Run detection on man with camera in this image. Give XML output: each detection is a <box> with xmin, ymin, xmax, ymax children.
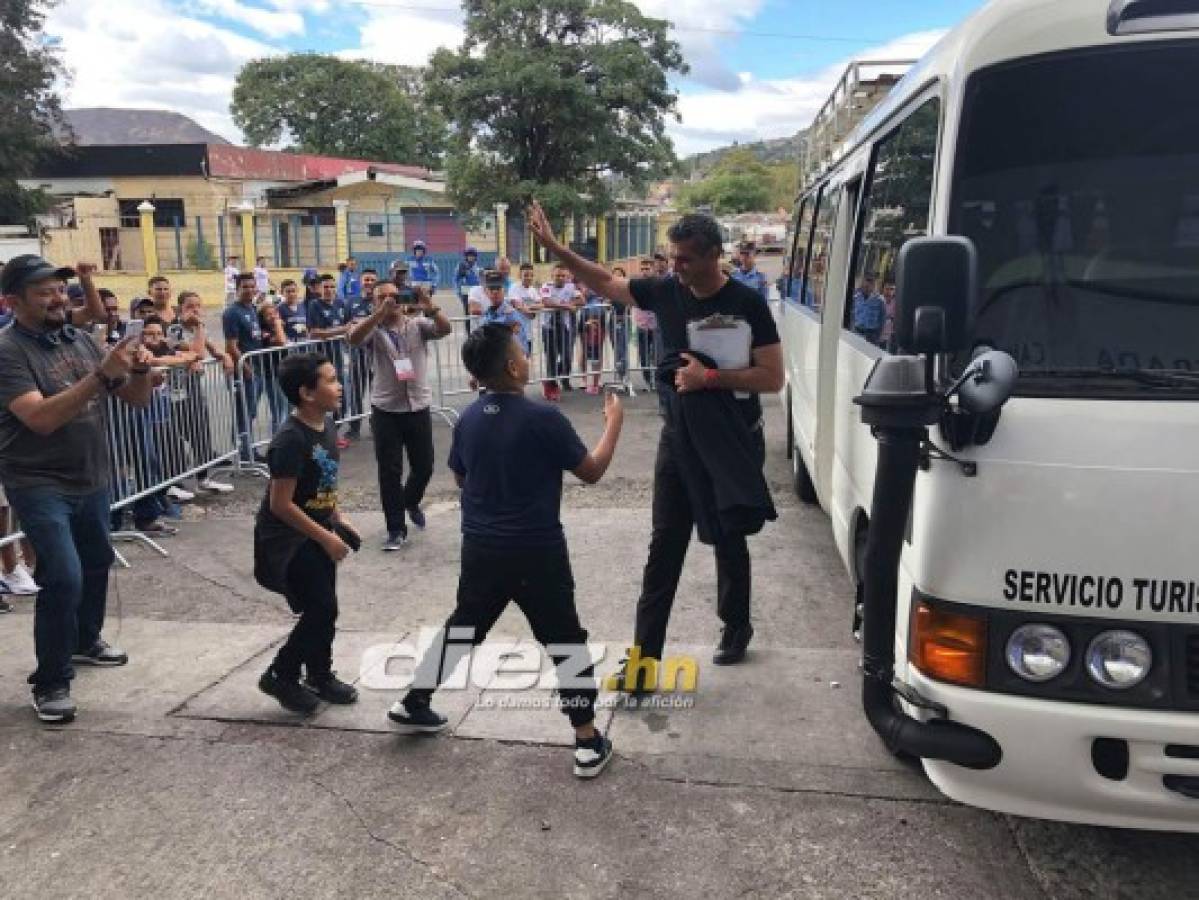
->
<box><xmin>0</xmin><ymin>255</ymin><xmax>157</xmax><ymax>723</ymax></box>
<box><xmin>347</xmin><ymin>281</ymin><xmax>452</xmax><ymax>550</ymax></box>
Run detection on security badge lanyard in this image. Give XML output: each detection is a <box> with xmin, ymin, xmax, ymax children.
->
<box><xmin>385</xmin><ymin>326</ymin><xmax>415</xmax><ymax>382</ymax></box>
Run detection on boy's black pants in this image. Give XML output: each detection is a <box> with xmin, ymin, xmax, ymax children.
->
<box><xmin>405</xmin><ymin>539</ymin><xmax>598</xmax><ymax>727</ymax></box>
<box><xmin>272</xmin><ymin>539</ymin><xmax>339</xmax><ymax>681</ymax></box>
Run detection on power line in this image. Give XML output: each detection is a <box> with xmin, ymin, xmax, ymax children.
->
<box><xmin>342</xmin><ymin>0</ymin><xmax>912</xmax><ymax>43</ymax></box>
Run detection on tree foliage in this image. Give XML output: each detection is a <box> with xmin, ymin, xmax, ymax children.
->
<box><xmin>427</xmin><ymin>0</ymin><xmax>687</xmax><ymax>219</ymax></box>
<box><xmin>676</xmin><ymin>148</ymin><xmax>775</xmax><ymax>214</ymax></box>
<box><xmin>0</xmin><ymin>0</ymin><xmax>66</xmax><ymax>225</ymax></box>
<box><xmin>231</xmin><ymin>54</ymin><xmax>447</xmax><ymax>167</ymax></box>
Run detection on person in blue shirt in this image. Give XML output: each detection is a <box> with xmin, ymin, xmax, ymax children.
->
<box><xmin>730</xmin><ymin>241</ymin><xmax>769</xmax><ymax>301</ymax></box>
<box><xmin>308</xmin><ymin>274</ymin><xmax>354</xmax><ymax>444</ymax></box>
<box><xmin>336</xmin><ymin>258</ymin><xmax>361</xmax><ymax>301</ymax></box>
<box><xmin>408</xmin><ymin>241</ymin><xmax>440</xmax><ymax>295</ymax></box>
<box><xmin>473</xmin><ymin>270</ymin><xmax>523</xmax><ymax>336</ymax></box>
<box><xmin>276</xmin><ymin>279</ymin><xmax>311</xmax><ymax>343</ymax></box>
<box><xmin>222</xmin><ymin>271</ymin><xmax>267</xmax><ymax>462</ymax></box>
<box><xmin>453</xmin><ymin>247</ymin><xmax>481</xmax><ymax>316</ymax></box>
<box><xmin>342</xmin><ymin>269</ymin><xmax>378</xmax><ymax>442</ymax></box>
<box><xmin>387</xmin><ymin>323</ymin><xmax>623</xmax><ymax>779</ymax></box>
<box><xmin>851</xmin><ymin>274</ymin><xmax>887</xmax><ymax>345</ymax></box>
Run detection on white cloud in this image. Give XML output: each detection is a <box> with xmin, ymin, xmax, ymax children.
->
<box><xmin>634</xmin><ymin>0</ymin><xmax>766</xmax><ymax>91</ymax></box>
<box><xmin>192</xmin><ymin>0</ymin><xmax>306</xmax><ymax>37</ymax></box>
<box><xmin>341</xmin><ymin>7</ymin><xmax>465</xmax><ymax>67</ymax></box>
<box><xmin>669</xmin><ymin>29</ymin><xmax>948</xmax><ymax>156</ymax></box>
<box><xmin>46</xmin><ymin>0</ymin><xmax>281</xmax><ymax>143</ymax></box>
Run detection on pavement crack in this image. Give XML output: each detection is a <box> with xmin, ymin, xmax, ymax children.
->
<box><xmin>1000</xmin><ymin>812</ymin><xmax>1056</xmax><ymax>897</ymax></box>
<box><xmin>306</xmin><ymin>775</ymin><xmax>474</xmax><ymax>899</ymax></box>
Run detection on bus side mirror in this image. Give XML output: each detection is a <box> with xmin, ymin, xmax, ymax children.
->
<box><xmin>894</xmin><ymin>236</ymin><xmax>977</xmax><ymax>354</ymax></box>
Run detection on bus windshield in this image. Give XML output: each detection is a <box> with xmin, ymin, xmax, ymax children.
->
<box><xmin>949</xmin><ymin>42</ymin><xmax>1199</xmax><ymax>392</ymax></box>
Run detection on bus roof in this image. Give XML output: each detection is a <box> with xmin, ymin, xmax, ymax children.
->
<box><xmin>819</xmin><ymin>0</ymin><xmax>1199</xmax><ymax>182</ymax></box>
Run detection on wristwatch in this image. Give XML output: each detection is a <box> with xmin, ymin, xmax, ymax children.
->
<box><xmin>93</xmin><ymin>370</ymin><xmax>122</xmax><ymax>393</ymax></box>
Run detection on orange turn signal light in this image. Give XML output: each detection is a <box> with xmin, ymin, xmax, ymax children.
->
<box><xmin>908</xmin><ymin>599</ymin><xmax>987</xmax><ymax>688</ymax></box>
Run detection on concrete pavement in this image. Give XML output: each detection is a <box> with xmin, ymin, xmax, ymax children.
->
<box><xmin>0</xmin><ymin>388</ymin><xmax>1197</xmax><ymax>899</ymax></box>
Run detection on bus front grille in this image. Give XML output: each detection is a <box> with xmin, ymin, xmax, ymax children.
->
<box><xmin>1187</xmin><ymin>635</ymin><xmax>1199</xmax><ymax>698</ymax></box>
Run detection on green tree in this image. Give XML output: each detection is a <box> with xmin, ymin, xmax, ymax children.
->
<box><xmin>0</xmin><ymin>0</ymin><xmax>66</xmax><ymax>225</ymax></box>
<box><xmin>677</xmin><ymin>149</ymin><xmax>774</xmax><ymax>214</ymax></box>
<box><xmin>231</xmin><ymin>54</ymin><xmax>447</xmax><ymax>167</ymax></box>
<box><xmin>427</xmin><ymin>0</ymin><xmax>686</xmax><ymax>219</ymax></box>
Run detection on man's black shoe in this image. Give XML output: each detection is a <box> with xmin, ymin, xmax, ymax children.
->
<box><xmin>606</xmin><ymin>656</ymin><xmax>656</xmax><ymax>699</ymax></box>
<box><xmin>712</xmin><ymin>624</ymin><xmax>754</xmax><ymax>665</ymax></box>
<box><xmin>305</xmin><ymin>672</ymin><xmax>359</xmax><ymax>705</ymax></box>
<box><xmin>259</xmin><ymin>669</ymin><xmax>319</xmax><ymax>714</ymax></box>
<box><xmin>388</xmin><ymin>697</ymin><xmax>448</xmax><ymax>733</ymax></box>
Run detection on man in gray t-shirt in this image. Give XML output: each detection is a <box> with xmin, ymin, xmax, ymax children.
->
<box><xmin>0</xmin><ymin>255</ymin><xmax>156</xmax><ymax>724</ymax></box>
<box><xmin>347</xmin><ymin>282</ymin><xmax>452</xmax><ymax>548</ymax></box>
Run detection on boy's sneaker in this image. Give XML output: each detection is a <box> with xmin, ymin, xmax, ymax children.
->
<box><xmin>72</xmin><ymin>639</ymin><xmax>128</xmax><ymax>667</ymax></box>
<box><xmin>304</xmin><ymin>672</ymin><xmax>359</xmax><ymax>705</ymax></box>
<box><xmin>387</xmin><ymin>697</ymin><xmax>448</xmax><ymax>734</ymax></box>
<box><xmin>573</xmin><ymin>731</ymin><xmax>613</xmax><ymax>779</ymax></box>
<box><xmin>198</xmin><ymin>477</ymin><xmax>234</xmax><ymax>494</ymax></box>
<box><xmin>382</xmin><ymin>531</ymin><xmax>407</xmax><ymax>552</ymax></box>
<box><xmin>136</xmin><ymin>521</ymin><xmax>178</xmax><ymax>536</ymax></box>
<box><xmin>406</xmin><ymin>506</ymin><xmax>426</xmax><ymax>530</ymax></box>
<box><xmin>167</xmin><ymin>485</ymin><xmax>195</xmax><ymax>502</ymax></box>
<box><xmin>2</xmin><ymin>563</ymin><xmax>40</xmax><ymax>595</ymax></box>
<box><xmin>32</xmin><ymin>686</ymin><xmax>76</xmax><ymax>724</ymax></box>
<box><xmin>258</xmin><ymin>668</ymin><xmax>319</xmax><ymax>714</ymax></box>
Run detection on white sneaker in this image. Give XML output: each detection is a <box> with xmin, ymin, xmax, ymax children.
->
<box><xmin>167</xmin><ymin>485</ymin><xmax>195</xmax><ymax>502</ymax></box>
<box><xmin>2</xmin><ymin>564</ymin><xmax>40</xmax><ymax>596</ymax></box>
<box><xmin>198</xmin><ymin>478</ymin><xmax>234</xmax><ymax>494</ymax></box>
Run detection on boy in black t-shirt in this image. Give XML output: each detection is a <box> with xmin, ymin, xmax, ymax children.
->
<box><xmin>254</xmin><ymin>353</ymin><xmax>361</xmax><ymax>714</ymax></box>
<box><xmin>388</xmin><ymin>324</ymin><xmax>623</xmax><ymax>779</ymax></box>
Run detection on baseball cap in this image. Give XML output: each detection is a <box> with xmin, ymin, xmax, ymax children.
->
<box><xmin>483</xmin><ymin>269</ymin><xmax>505</xmax><ymax>289</ymax></box>
<box><xmin>133</xmin><ymin>297</ymin><xmax>155</xmax><ymax>312</ymax></box>
<box><xmin>412</xmin><ymin>240</ymin><xmax>426</xmax><ymax>250</ymax></box>
<box><xmin>465</xmin><ymin>246</ymin><xmax>478</xmax><ymax>256</ymax></box>
<box><xmin>1</xmin><ymin>255</ymin><xmax>76</xmax><ymax>295</ymax></box>
<box><xmin>390</xmin><ymin>258</ymin><xmax>409</xmax><ymax>274</ymax></box>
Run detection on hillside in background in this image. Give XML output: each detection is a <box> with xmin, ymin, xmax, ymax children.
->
<box><xmin>56</xmin><ymin>109</ymin><xmax>232</xmax><ymax>146</ymax></box>
<box><xmin>682</xmin><ymin>130</ymin><xmax>807</xmax><ymax>177</ymax></box>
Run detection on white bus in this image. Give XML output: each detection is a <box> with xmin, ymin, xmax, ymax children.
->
<box><xmin>780</xmin><ymin>0</ymin><xmax>1199</xmax><ymax>831</ymax></box>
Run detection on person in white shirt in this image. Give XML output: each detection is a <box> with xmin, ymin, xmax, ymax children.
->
<box><xmin>539</xmin><ymin>265</ymin><xmax>583</xmax><ymax>400</ymax></box>
<box><xmin>223</xmin><ymin>255</ymin><xmax>241</xmax><ymax>306</ymax></box>
<box><xmin>254</xmin><ymin>256</ymin><xmax>271</xmax><ymax>299</ymax></box>
<box><xmin>506</xmin><ymin>262</ymin><xmax>540</xmax><ymax>358</ymax></box>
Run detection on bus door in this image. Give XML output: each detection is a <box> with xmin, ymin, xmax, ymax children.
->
<box><xmin>812</xmin><ymin>176</ymin><xmax>864</xmax><ymax>503</ymax></box>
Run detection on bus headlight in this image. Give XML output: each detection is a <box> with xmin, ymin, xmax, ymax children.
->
<box><xmin>1085</xmin><ymin>630</ymin><xmax>1152</xmax><ymax>690</ymax></box>
<box><xmin>1005</xmin><ymin>624</ymin><xmax>1070</xmax><ymax>683</ymax></box>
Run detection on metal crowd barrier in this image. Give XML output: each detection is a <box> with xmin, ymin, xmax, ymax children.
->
<box><xmin>436</xmin><ymin>305</ymin><xmax>663</xmax><ymax>399</ymax></box>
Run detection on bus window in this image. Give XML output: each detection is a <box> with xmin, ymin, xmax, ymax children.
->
<box><xmin>848</xmin><ymin>98</ymin><xmax>941</xmax><ymax>350</ymax></box>
<box><xmin>808</xmin><ymin>186</ymin><xmax>841</xmax><ymax>316</ymax></box>
<box><xmin>950</xmin><ymin>44</ymin><xmax>1199</xmax><ymax>391</ymax></box>
<box><xmin>784</xmin><ymin>195</ymin><xmax>815</xmax><ymax>305</ymax></box>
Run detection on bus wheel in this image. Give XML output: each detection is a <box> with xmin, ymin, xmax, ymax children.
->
<box><xmin>792</xmin><ymin>445</ymin><xmax>818</xmax><ymax>504</ymax></box>
<box><xmin>785</xmin><ymin>387</ymin><xmax>795</xmax><ymax>460</ymax></box>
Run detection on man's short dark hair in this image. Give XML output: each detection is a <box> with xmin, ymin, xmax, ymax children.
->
<box><xmin>236</xmin><ymin>271</ymin><xmax>256</xmax><ymax>286</ymax></box>
<box><xmin>142</xmin><ymin>315</ymin><xmax>167</xmax><ymax>329</ymax></box>
<box><xmin>176</xmin><ymin>290</ymin><xmax>199</xmax><ymax>306</ymax></box>
<box><xmin>148</xmin><ymin>275</ymin><xmax>169</xmax><ymax>288</ymax></box>
<box><xmin>519</xmin><ymin>262</ymin><xmax>534</xmax><ymax>272</ymax></box>
<box><xmin>361</xmin><ymin>268</ymin><xmax>378</xmax><ymax>277</ymax></box>
<box><xmin>320</xmin><ymin>273</ymin><xmax>336</xmax><ymax>283</ymax></box>
<box><xmin>739</xmin><ymin>241</ymin><xmax>757</xmax><ymax>253</ymax></box>
<box><xmin>279</xmin><ymin>278</ymin><xmax>296</xmax><ymax>290</ymax></box>
<box><xmin>279</xmin><ymin>352</ymin><xmax>329</xmax><ymax>406</ymax></box>
<box><xmin>461</xmin><ymin>324</ymin><xmax>515</xmax><ymax>385</ymax></box>
<box><xmin>667</xmin><ymin>215</ymin><xmax>723</xmax><ymax>255</ymax></box>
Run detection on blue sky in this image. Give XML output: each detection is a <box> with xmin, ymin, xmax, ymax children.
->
<box><xmin>46</xmin><ymin>0</ymin><xmax>989</xmax><ymax>156</ymax></box>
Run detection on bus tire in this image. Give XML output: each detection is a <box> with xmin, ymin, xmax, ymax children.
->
<box><xmin>792</xmin><ymin>444</ymin><xmax>818</xmax><ymax>504</ymax></box>
<box><xmin>785</xmin><ymin>386</ymin><xmax>795</xmax><ymax>460</ymax></box>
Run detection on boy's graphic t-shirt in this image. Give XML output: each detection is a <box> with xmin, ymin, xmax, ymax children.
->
<box><xmin>254</xmin><ymin>414</ymin><xmax>340</xmax><ymax>594</ymax></box>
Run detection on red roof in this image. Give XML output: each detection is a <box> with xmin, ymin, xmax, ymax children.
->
<box><xmin>206</xmin><ymin>145</ymin><xmax>429</xmax><ymax>182</ymax></box>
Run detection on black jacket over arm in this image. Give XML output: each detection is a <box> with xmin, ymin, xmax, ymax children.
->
<box><xmin>655</xmin><ymin>351</ymin><xmax>777</xmax><ymax>545</ymax></box>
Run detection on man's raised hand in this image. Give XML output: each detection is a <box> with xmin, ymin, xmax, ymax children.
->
<box><xmin>527</xmin><ymin>200</ymin><xmax>557</xmax><ymax>250</ymax></box>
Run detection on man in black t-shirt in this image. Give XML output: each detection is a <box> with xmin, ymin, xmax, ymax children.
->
<box><xmin>529</xmin><ymin>204</ymin><xmax>784</xmax><ymax>671</ymax></box>
<box><xmin>254</xmin><ymin>353</ymin><xmax>361</xmax><ymax>715</ymax></box>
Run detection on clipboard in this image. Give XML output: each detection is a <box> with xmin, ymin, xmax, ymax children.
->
<box><xmin>687</xmin><ymin>315</ymin><xmax>752</xmax><ymax>399</ymax></box>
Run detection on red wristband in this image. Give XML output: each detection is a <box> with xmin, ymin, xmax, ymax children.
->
<box><xmin>703</xmin><ymin>367</ymin><xmax>719</xmax><ymax>389</ymax></box>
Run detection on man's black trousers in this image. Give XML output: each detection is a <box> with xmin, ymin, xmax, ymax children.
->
<box><xmin>406</xmin><ymin>540</ymin><xmax>598</xmax><ymax>727</ymax></box>
<box><xmin>371</xmin><ymin>406</ymin><xmax>434</xmax><ymax>535</ymax></box>
<box><xmin>633</xmin><ymin>424</ymin><xmax>766</xmax><ymax>660</ymax></box>
<box><xmin>272</xmin><ymin>539</ymin><xmax>338</xmax><ymax>681</ymax></box>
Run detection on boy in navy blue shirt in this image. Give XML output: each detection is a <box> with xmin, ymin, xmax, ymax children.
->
<box><xmin>389</xmin><ymin>324</ymin><xmax>624</xmax><ymax>778</ymax></box>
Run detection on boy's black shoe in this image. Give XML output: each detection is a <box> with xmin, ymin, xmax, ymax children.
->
<box><xmin>259</xmin><ymin>668</ymin><xmax>319</xmax><ymax>714</ymax></box>
<box><xmin>387</xmin><ymin>696</ymin><xmax>448</xmax><ymax>734</ymax></box>
<box><xmin>712</xmin><ymin>623</ymin><xmax>754</xmax><ymax>665</ymax></box>
<box><xmin>304</xmin><ymin>672</ymin><xmax>358</xmax><ymax>705</ymax></box>
<box><xmin>573</xmin><ymin>731</ymin><xmax>613</xmax><ymax>779</ymax></box>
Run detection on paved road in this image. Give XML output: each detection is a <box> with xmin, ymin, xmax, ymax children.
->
<box><xmin>3</xmin><ymin>265</ymin><xmax>1197</xmax><ymax>897</ymax></box>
